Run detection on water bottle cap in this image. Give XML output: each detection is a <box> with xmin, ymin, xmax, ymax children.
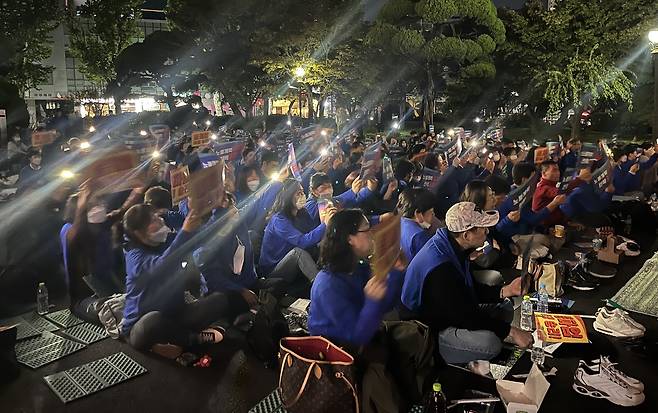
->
<box><xmin>432</xmin><ymin>383</ymin><xmax>442</xmax><ymax>392</ymax></box>
<box><xmin>523</xmin><ymin>295</ymin><xmax>530</xmax><ymax>300</ymax></box>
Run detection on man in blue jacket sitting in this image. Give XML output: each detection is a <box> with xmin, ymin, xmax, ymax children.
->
<box><xmin>401</xmin><ymin>202</ymin><xmax>533</xmax><ymax>364</ymax></box>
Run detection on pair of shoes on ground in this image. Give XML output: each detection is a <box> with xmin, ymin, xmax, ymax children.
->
<box><xmin>150</xmin><ymin>327</ymin><xmax>225</xmax><ymax>360</ymax></box>
<box><xmin>565</xmin><ymin>265</ymin><xmax>600</xmax><ymax>291</ymax></box>
<box><xmin>573</xmin><ymin>356</ymin><xmax>644</xmax><ymax>407</ymax></box>
<box><xmin>593</xmin><ymin>307</ymin><xmax>645</xmax><ymax>338</ymax></box>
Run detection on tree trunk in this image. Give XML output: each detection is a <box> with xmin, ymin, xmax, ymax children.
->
<box><xmin>287</xmin><ymin>99</ymin><xmax>296</xmax><ymax>116</ymax></box>
<box><xmin>423</xmin><ymin>65</ymin><xmax>435</xmax><ymax>131</ymax></box>
<box><xmin>229</xmin><ymin>101</ymin><xmax>244</xmax><ymax>119</ymax></box>
<box><xmin>570</xmin><ymin>107</ymin><xmax>582</xmax><ymax>139</ymax></box>
<box><xmin>114</xmin><ymin>100</ymin><xmax>122</xmax><ymax>115</ymax></box>
<box><xmin>306</xmin><ymin>84</ymin><xmax>314</xmax><ymax>120</ymax></box>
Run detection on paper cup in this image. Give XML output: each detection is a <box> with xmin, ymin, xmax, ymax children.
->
<box><xmin>554</xmin><ymin>225</ymin><xmax>565</xmax><ymax>238</ymax></box>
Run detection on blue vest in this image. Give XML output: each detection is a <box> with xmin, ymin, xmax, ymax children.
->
<box><xmin>401</xmin><ymin>227</ymin><xmax>474</xmax><ymax>311</ymax></box>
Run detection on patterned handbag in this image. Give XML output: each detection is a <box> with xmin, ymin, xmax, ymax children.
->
<box><xmin>278</xmin><ymin>336</ymin><xmax>359</xmax><ymax>413</ymax></box>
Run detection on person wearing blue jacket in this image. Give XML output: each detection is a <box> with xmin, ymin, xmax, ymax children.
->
<box><xmin>305</xmin><ymin>172</ymin><xmax>375</xmax><ymax>225</ymax></box>
<box><xmin>234</xmin><ymin>165</ymin><xmax>262</xmax><ymax>205</ymax></box>
<box><xmin>121</xmin><ymin>203</ymin><xmax>231</xmax><ymax>353</ymax></box>
<box><xmin>401</xmin><ymin>202</ymin><xmax>533</xmax><ymax>364</ymax></box>
<box><xmin>259</xmin><ymin>179</ymin><xmax>335</xmax><ymax>291</ymax></box>
<box><xmin>144</xmin><ymin>186</ymin><xmax>185</xmax><ymax>231</ymax></box>
<box><xmin>397</xmin><ymin>188</ymin><xmax>436</xmax><ymax>262</ymax></box>
<box><xmin>309</xmin><ymin>209</ymin><xmax>406</xmax><ymax>346</ymax></box>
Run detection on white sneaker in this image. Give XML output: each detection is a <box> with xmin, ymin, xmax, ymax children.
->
<box><xmin>585</xmin><ymin>356</ymin><xmax>644</xmax><ymax>392</ymax></box>
<box><xmin>609</xmin><ymin>308</ymin><xmax>646</xmax><ymax>332</ymax></box>
<box><xmin>593</xmin><ymin>309</ymin><xmax>644</xmax><ymax>338</ymax></box>
<box><xmin>573</xmin><ymin>362</ymin><xmax>644</xmax><ymax>406</ymax></box>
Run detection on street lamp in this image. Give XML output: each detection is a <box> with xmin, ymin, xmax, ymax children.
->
<box><xmin>650</xmin><ymin>30</ymin><xmax>658</xmax><ymax>141</ymax></box>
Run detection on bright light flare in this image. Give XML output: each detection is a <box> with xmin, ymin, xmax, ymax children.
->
<box><xmin>211</xmin><ymin>134</ymin><xmax>218</xmax><ymax>140</ymax></box>
<box><xmin>139</xmin><ymin>130</ymin><xmax>148</xmax><ymax>136</ymax></box>
<box><xmin>152</xmin><ymin>151</ymin><xmax>161</xmax><ymax>159</ymax></box>
<box><xmin>259</xmin><ymin>141</ymin><xmax>267</xmax><ymax>147</ymax></box>
<box><xmin>474</xmin><ymin>117</ymin><xmax>482</xmax><ymax>123</ymax></box>
<box><xmin>320</xmin><ymin>130</ymin><xmax>327</xmax><ymax>136</ymax></box>
<box><xmin>649</xmin><ymin>30</ymin><xmax>658</xmax><ymax>44</ymax></box>
<box><xmin>447</xmin><ymin>129</ymin><xmax>455</xmax><ymax>136</ymax></box>
<box><xmin>205</xmin><ymin>120</ymin><xmax>211</xmax><ymax>126</ymax></box>
<box><xmin>294</xmin><ymin>67</ymin><xmax>306</xmax><ymax>78</ymax></box>
<box><xmin>286</xmin><ymin>120</ymin><xmax>292</xmax><ymax>126</ymax></box>
<box><xmin>392</xmin><ymin>122</ymin><xmax>400</xmax><ymax>129</ymax></box>
<box><xmin>320</xmin><ymin>148</ymin><xmax>329</xmax><ymax>157</ymax></box>
<box><xmin>59</xmin><ymin>170</ymin><xmax>75</xmax><ymax>180</ymax></box>
<box><xmin>89</xmin><ymin>126</ymin><xmax>96</xmax><ymax>132</ymax></box>
<box><xmin>79</xmin><ymin>141</ymin><xmax>91</xmax><ymax>150</ymax></box>
<box><xmin>270</xmin><ymin>172</ymin><xmax>281</xmax><ymax>181</ymax></box>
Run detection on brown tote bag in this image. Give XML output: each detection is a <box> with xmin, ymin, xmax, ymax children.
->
<box><xmin>278</xmin><ymin>336</ymin><xmax>359</xmax><ymax>413</ymax></box>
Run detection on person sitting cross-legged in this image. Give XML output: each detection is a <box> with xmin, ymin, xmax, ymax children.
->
<box><xmin>401</xmin><ymin>202</ymin><xmax>533</xmax><ymax>364</ymax></box>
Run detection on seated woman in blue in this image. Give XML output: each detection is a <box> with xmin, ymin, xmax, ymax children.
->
<box><xmin>144</xmin><ymin>186</ymin><xmax>185</xmax><ymax>231</ymax></box>
<box><xmin>397</xmin><ymin>188</ymin><xmax>436</xmax><ymax>262</ymax></box>
<box><xmin>234</xmin><ymin>165</ymin><xmax>262</xmax><ymax>205</ymax></box>
<box><xmin>309</xmin><ymin>209</ymin><xmax>406</xmax><ymax>346</ymax></box>
<box><xmin>121</xmin><ymin>204</ymin><xmax>229</xmax><ymax>352</ymax></box>
<box><xmin>259</xmin><ymin>179</ymin><xmax>335</xmax><ymax>291</ymax></box>
<box><xmin>305</xmin><ymin>172</ymin><xmax>375</xmax><ymax>225</ymax></box>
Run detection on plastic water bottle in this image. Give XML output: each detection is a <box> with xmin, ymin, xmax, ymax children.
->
<box><xmin>37</xmin><ymin>282</ymin><xmax>49</xmax><ymax>315</ymax></box>
<box><xmin>624</xmin><ymin>215</ymin><xmax>632</xmax><ymax>235</ymax></box>
<box><xmin>424</xmin><ymin>383</ymin><xmax>447</xmax><ymax>413</ymax></box>
<box><xmin>520</xmin><ymin>295</ymin><xmax>534</xmax><ymax>331</ymax></box>
<box><xmin>537</xmin><ymin>283</ymin><xmax>549</xmax><ymax>313</ymax></box>
<box><xmin>531</xmin><ymin>341</ymin><xmax>545</xmax><ymax>367</ymax></box>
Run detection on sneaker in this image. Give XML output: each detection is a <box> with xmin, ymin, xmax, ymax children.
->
<box><xmin>197</xmin><ymin>328</ymin><xmax>224</xmax><ymax>344</ymax></box>
<box><xmin>573</xmin><ymin>362</ymin><xmax>644</xmax><ymax>406</ymax></box>
<box><xmin>587</xmin><ymin>261</ymin><xmax>617</xmax><ymax>279</ymax></box>
<box><xmin>565</xmin><ymin>267</ymin><xmax>599</xmax><ymax>291</ymax></box>
<box><xmin>584</xmin><ymin>356</ymin><xmax>644</xmax><ymax>392</ymax></box>
<box><xmin>596</xmin><ymin>307</ymin><xmax>646</xmax><ymax>332</ymax></box>
<box><xmin>593</xmin><ymin>310</ymin><xmax>644</xmax><ymax>338</ymax></box>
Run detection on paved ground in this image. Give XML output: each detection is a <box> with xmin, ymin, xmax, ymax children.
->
<box><xmin>1</xmin><ymin>232</ymin><xmax>657</xmax><ymax>413</ymax></box>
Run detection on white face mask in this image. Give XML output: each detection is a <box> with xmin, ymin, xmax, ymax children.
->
<box><xmin>149</xmin><ymin>225</ymin><xmax>171</xmax><ymax>244</ymax></box>
<box><xmin>318</xmin><ymin>190</ymin><xmax>333</xmax><ymax>199</ymax></box>
<box><xmin>13</xmin><ymin>136</ymin><xmax>21</xmax><ymax>142</ymax></box>
<box><xmin>87</xmin><ymin>205</ymin><xmax>107</xmax><ymax>224</ymax></box>
<box><xmin>247</xmin><ymin>179</ymin><xmax>260</xmax><ymax>191</ymax></box>
<box><xmin>295</xmin><ymin>195</ymin><xmax>307</xmax><ymax>209</ymax></box>
<box><xmin>419</xmin><ymin>221</ymin><xmax>431</xmax><ymax>230</ymax></box>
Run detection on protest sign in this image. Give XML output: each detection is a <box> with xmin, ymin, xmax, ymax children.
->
<box><xmin>188</xmin><ymin>161</ymin><xmax>224</xmax><ymax>216</ymax></box>
<box><xmin>170</xmin><ymin>165</ymin><xmax>190</xmax><ymax>204</ymax></box>
<box><xmin>382</xmin><ymin>156</ymin><xmax>394</xmax><ymax>188</ymax></box>
<box><xmin>191</xmin><ymin>131</ymin><xmax>211</xmax><ymax>147</ymax></box>
<box><xmin>534</xmin><ymin>313</ymin><xmax>589</xmax><ymax>344</ymax></box>
<box><xmin>421</xmin><ymin>167</ymin><xmax>441</xmax><ymax>190</ymax></box>
<box><xmin>123</xmin><ymin>134</ymin><xmax>156</xmax><ymax>162</ymax></box>
<box><xmin>370</xmin><ymin>215</ymin><xmax>401</xmax><ymax>280</ymax></box>
<box><xmin>443</xmin><ymin>136</ymin><xmax>463</xmax><ymax>165</ymax></box>
<box><xmin>198</xmin><ymin>153</ymin><xmax>221</xmax><ymax>169</ymax></box>
<box><xmin>31</xmin><ymin>130</ymin><xmax>56</xmax><ymax>147</ymax></box>
<box><xmin>453</xmin><ymin>127</ymin><xmax>465</xmax><ymax>141</ymax></box>
<box><xmin>359</xmin><ymin>142</ymin><xmax>382</xmax><ymax>180</ymax></box>
<box><xmin>211</xmin><ymin>141</ymin><xmax>245</xmax><ymax>162</ymax></box>
<box><xmin>534</xmin><ymin>147</ymin><xmax>549</xmax><ymax>164</ymax></box>
<box><xmin>547</xmin><ymin>142</ymin><xmax>561</xmax><ymax>159</ymax></box>
<box><xmin>509</xmin><ymin>172</ymin><xmax>539</xmax><ymax>209</ymax></box>
<box><xmin>84</xmin><ymin>150</ymin><xmax>145</xmax><ymax>194</ymax></box>
<box><xmin>149</xmin><ymin>124</ymin><xmax>170</xmax><ymax>149</ymax></box>
<box><xmin>288</xmin><ymin>143</ymin><xmax>302</xmax><ymax>181</ymax></box>
<box><xmin>592</xmin><ymin>160</ymin><xmax>611</xmax><ymax>192</ymax></box>
<box><xmin>576</xmin><ymin>142</ymin><xmax>600</xmax><ymax>170</ymax></box>
<box><xmin>487</xmin><ymin>128</ymin><xmax>504</xmax><ymax>141</ymax></box>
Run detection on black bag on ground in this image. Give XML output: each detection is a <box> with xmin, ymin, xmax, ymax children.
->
<box><xmin>0</xmin><ymin>325</ymin><xmax>20</xmax><ymax>384</ymax></box>
<box><xmin>246</xmin><ymin>291</ymin><xmax>290</xmax><ymax>365</ymax></box>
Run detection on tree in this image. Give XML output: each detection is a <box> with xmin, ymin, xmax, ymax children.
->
<box><xmin>0</xmin><ymin>0</ymin><xmax>60</xmax><ymax>94</ymax></box>
<box><xmin>114</xmin><ymin>30</ymin><xmax>204</xmax><ymax>111</ymax></box>
<box><xmin>366</xmin><ymin>0</ymin><xmax>506</xmax><ymax>128</ymax></box>
<box><xmin>0</xmin><ymin>78</ymin><xmax>30</xmax><ymax>132</ymax></box>
<box><xmin>499</xmin><ymin>0</ymin><xmax>658</xmax><ymax>138</ymax></box>
<box><xmin>67</xmin><ymin>0</ymin><xmax>143</xmax><ymax>113</ymax></box>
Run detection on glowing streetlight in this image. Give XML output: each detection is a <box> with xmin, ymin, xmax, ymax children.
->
<box><xmin>60</xmin><ymin>170</ymin><xmax>75</xmax><ymax>180</ymax></box>
<box><xmin>474</xmin><ymin>117</ymin><xmax>482</xmax><ymax>123</ymax></box>
<box><xmin>648</xmin><ymin>30</ymin><xmax>658</xmax><ymax>44</ymax></box>
<box><xmin>286</xmin><ymin>120</ymin><xmax>292</xmax><ymax>126</ymax></box>
<box><xmin>139</xmin><ymin>130</ymin><xmax>148</xmax><ymax>136</ymax></box>
<box><xmin>89</xmin><ymin>126</ymin><xmax>96</xmax><ymax>132</ymax></box>
<box><xmin>294</xmin><ymin>66</ymin><xmax>306</xmax><ymax>78</ymax></box>
<box><xmin>79</xmin><ymin>141</ymin><xmax>91</xmax><ymax>150</ymax></box>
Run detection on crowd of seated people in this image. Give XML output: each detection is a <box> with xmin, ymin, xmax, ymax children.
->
<box><xmin>6</xmin><ymin>124</ymin><xmax>658</xmax><ymax>411</ymax></box>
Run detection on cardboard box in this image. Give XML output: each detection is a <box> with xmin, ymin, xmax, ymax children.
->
<box><xmin>496</xmin><ymin>364</ymin><xmax>550</xmax><ymax>413</ymax></box>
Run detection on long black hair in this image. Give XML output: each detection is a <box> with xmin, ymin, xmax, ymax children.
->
<box><xmin>460</xmin><ymin>180</ymin><xmax>490</xmax><ymax>210</ymax></box>
<box><xmin>269</xmin><ymin>178</ymin><xmax>303</xmax><ymax>220</ymax></box>
<box><xmin>122</xmin><ymin>203</ymin><xmax>155</xmax><ymax>248</ymax></box>
<box><xmin>397</xmin><ymin>188</ymin><xmax>436</xmax><ymax>219</ymax></box>
<box><xmin>236</xmin><ymin>165</ymin><xmax>259</xmax><ymax>195</ymax></box>
<box><xmin>319</xmin><ymin>209</ymin><xmax>368</xmax><ymax>273</ymax></box>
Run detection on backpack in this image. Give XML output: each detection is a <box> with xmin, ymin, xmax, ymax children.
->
<box><xmin>97</xmin><ymin>294</ymin><xmax>126</xmax><ymax>339</ymax></box>
<box><xmin>246</xmin><ymin>292</ymin><xmax>290</xmax><ymax>366</ymax></box>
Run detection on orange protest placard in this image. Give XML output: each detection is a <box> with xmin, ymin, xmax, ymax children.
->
<box><xmin>170</xmin><ymin>165</ymin><xmax>190</xmax><ymax>204</ymax></box>
<box><xmin>534</xmin><ymin>313</ymin><xmax>589</xmax><ymax>344</ymax></box>
<box><xmin>534</xmin><ymin>147</ymin><xmax>549</xmax><ymax>164</ymax></box>
<box><xmin>191</xmin><ymin>131</ymin><xmax>211</xmax><ymax>147</ymax></box>
<box><xmin>31</xmin><ymin>130</ymin><xmax>56</xmax><ymax>147</ymax></box>
<box><xmin>84</xmin><ymin>150</ymin><xmax>146</xmax><ymax>194</ymax></box>
<box><xmin>370</xmin><ymin>215</ymin><xmax>401</xmax><ymax>279</ymax></box>
<box><xmin>188</xmin><ymin>161</ymin><xmax>224</xmax><ymax>216</ymax></box>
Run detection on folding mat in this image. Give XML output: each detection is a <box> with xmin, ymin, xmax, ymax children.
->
<box><xmin>248</xmin><ymin>388</ymin><xmax>424</xmax><ymax>413</ymax></box>
<box><xmin>15</xmin><ymin>331</ymin><xmax>86</xmax><ymax>369</ymax></box>
<box><xmin>60</xmin><ymin>323</ymin><xmax>109</xmax><ymax>345</ymax></box>
<box><xmin>44</xmin><ymin>309</ymin><xmax>84</xmax><ymax>328</ymax></box>
<box><xmin>612</xmin><ymin>250</ymin><xmax>658</xmax><ymax>317</ymax></box>
<box><xmin>0</xmin><ymin>312</ymin><xmax>59</xmax><ymax>341</ymax></box>
<box><xmin>43</xmin><ymin>352</ymin><xmax>147</xmax><ymax>403</ymax></box>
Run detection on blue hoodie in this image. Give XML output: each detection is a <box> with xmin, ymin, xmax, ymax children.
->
<box><xmin>240</xmin><ymin>180</ymin><xmax>284</xmax><ymax>231</ymax></box>
<box><xmin>495</xmin><ymin>195</ymin><xmax>551</xmax><ymax>246</ymax></box>
<box><xmin>122</xmin><ymin>230</ymin><xmax>195</xmax><ymax>334</ymax></box>
<box><xmin>560</xmin><ymin>182</ymin><xmax>612</xmax><ymax>217</ymax></box>
<box><xmin>193</xmin><ymin>208</ymin><xmax>257</xmax><ymax>293</ymax></box>
<box><xmin>308</xmin><ymin>262</ymin><xmax>405</xmax><ymax>345</ymax></box>
<box><xmin>400</xmin><ymin>217</ymin><xmax>432</xmax><ymax>262</ymax></box>
<box><xmin>259</xmin><ymin>210</ymin><xmax>326</xmax><ymax>276</ymax></box>
<box><xmin>401</xmin><ymin>228</ymin><xmax>475</xmax><ymax>312</ymax></box>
